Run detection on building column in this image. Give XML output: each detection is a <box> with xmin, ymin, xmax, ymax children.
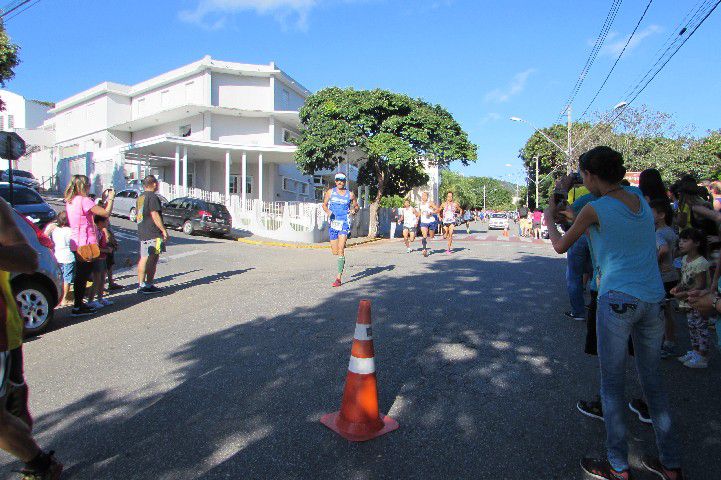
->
<box><xmin>182</xmin><ymin>146</ymin><xmax>188</xmax><ymax>191</ymax></box>
<box><xmin>258</xmin><ymin>153</ymin><xmax>263</xmax><ymax>203</ymax></box>
<box><xmin>241</xmin><ymin>151</ymin><xmax>247</xmax><ymax>205</ymax></box>
<box><xmin>174</xmin><ymin>145</ymin><xmax>180</xmax><ymax>189</ymax></box>
<box><xmin>225</xmin><ymin>151</ymin><xmax>231</xmax><ymax>200</ymax></box>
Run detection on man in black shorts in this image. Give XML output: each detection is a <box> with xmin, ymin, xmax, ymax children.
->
<box><xmin>136</xmin><ymin>175</ymin><xmax>168</xmax><ymax>295</ymax></box>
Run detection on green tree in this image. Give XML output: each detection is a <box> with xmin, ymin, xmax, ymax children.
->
<box><xmin>295</xmin><ymin>87</ymin><xmax>476</xmax><ymax>237</ymax></box>
<box><xmin>0</xmin><ymin>24</ymin><xmax>19</xmax><ymax>110</ymax></box>
<box><xmin>439</xmin><ymin>170</ymin><xmax>516</xmax><ymax>211</ymax></box>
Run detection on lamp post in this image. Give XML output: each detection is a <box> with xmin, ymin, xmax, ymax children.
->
<box><xmin>510</xmin><ymin>100</ymin><xmax>627</xmax><ymax>174</ymax></box>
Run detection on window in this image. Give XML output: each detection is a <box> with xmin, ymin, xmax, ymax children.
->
<box><xmin>7</xmin><ymin>115</ymin><xmax>14</xmax><ymax>130</ymax></box>
<box><xmin>179</xmin><ymin>125</ymin><xmax>191</xmax><ymax>137</ymax></box>
<box><xmin>0</xmin><ymin>116</ymin><xmax>4</xmax><ymax>131</ymax></box>
<box><xmin>167</xmin><ymin>199</ymin><xmax>182</xmax><ymax>208</ymax></box>
<box><xmin>129</xmin><ymin>191</ymin><xmax>139</xmax><ymax>199</ymax></box>
<box><xmin>185</xmin><ymin>82</ymin><xmax>195</xmax><ymax>103</ymax></box>
<box><xmin>282</xmin><ymin>129</ymin><xmax>299</xmax><ymax>144</ymax></box>
<box><xmin>85</xmin><ymin>104</ymin><xmax>95</xmax><ymax>121</ymax></box>
<box><xmin>161</xmin><ymin>90</ymin><xmax>170</xmax><ymax>107</ymax></box>
<box><xmin>137</xmin><ymin>98</ymin><xmax>146</xmax><ymax>116</ymax></box>
<box><xmin>282</xmin><ymin>177</ymin><xmax>310</xmax><ymax>196</ymax></box>
<box><xmin>281</xmin><ymin>88</ymin><xmax>290</xmax><ymax>109</ymax></box>
<box><xmin>230</xmin><ymin>175</ymin><xmax>253</xmax><ymax>195</ymax></box>
<box><xmin>187</xmin><ymin>173</ymin><xmax>194</xmax><ymax>188</ymax></box>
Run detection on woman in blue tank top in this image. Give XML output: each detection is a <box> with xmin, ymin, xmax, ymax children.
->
<box><xmin>544</xmin><ymin>147</ymin><xmax>682</xmax><ymax>480</ymax></box>
<box><xmin>322</xmin><ymin>173</ymin><xmax>359</xmax><ymax>287</ymax></box>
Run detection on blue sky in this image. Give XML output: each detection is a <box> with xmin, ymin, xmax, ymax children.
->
<box><xmin>4</xmin><ymin>0</ymin><xmax>720</xmax><ymax>183</ymax></box>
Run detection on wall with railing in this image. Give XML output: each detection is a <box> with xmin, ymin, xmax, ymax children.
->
<box><xmin>157</xmin><ymin>181</ymin><xmax>371</xmax><ymax>243</ymax></box>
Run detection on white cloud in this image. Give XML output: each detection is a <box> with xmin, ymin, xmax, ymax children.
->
<box><xmin>601</xmin><ymin>25</ymin><xmax>663</xmax><ymax>56</ymax></box>
<box><xmin>484</xmin><ymin>69</ymin><xmax>536</xmax><ymax>104</ymax></box>
<box><xmin>179</xmin><ymin>0</ymin><xmax>319</xmax><ymax>30</ymax></box>
<box><xmin>479</xmin><ymin>112</ymin><xmax>500</xmax><ymax>126</ymax></box>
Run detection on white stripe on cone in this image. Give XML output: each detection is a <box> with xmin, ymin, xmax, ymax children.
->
<box><xmin>348</xmin><ymin>356</ymin><xmax>375</xmax><ymax>375</ymax></box>
<box><xmin>354</xmin><ymin>324</ymin><xmax>373</xmax><ymax>341</ymax></box>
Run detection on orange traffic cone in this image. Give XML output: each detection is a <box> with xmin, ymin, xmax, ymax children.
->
<box><xmin>320</xmin><ymin>300</ymin><xmax>399</xmax><ymax>441</ymax></box>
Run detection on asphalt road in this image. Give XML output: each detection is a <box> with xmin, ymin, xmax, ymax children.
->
<box><xmin>2</xmin><ymin>218</ymin><xmax>718</xmax><ymax>479</ymax></box>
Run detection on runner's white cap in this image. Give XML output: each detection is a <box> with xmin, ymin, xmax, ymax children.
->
<box><xmin>334</xmin><ymin>173</ymin><xmax>347</xmax><ymax>180</ymax></box>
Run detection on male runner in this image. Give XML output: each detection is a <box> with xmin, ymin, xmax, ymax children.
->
<box><xmin>0</xmin><ymin>198</ymin><xmax>63</xmax><ymax>479</ymax></box>
<box><xmin>439</xmin><ymin>191</ymin><xmax>461</xmax><ymax>254</ymax></box>
<box><xmin>400</xmin><ymin>199</ymin><xmax>419</xmax><ymax>253</ymax></box>
<box><xmin>418</xmin><ymin>192</ymin><xmax>439</xmax><ymax>257</ymax></box>
<box><xmin>323</xmin><ymin>173</ymin><xmax>359</xmax><ymax>287</ymax></box>
<box><xmin>462</xmin><ymin>208</ymin><xmax>472</xmax><ymax>234</ymax></box>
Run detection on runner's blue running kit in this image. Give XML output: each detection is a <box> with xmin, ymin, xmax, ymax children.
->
<box><xmin>328</xmin><ymin>187</ymin><xmax>351</xmax><ymax>240</ymax></box>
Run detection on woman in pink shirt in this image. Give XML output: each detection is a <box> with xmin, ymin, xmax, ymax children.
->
<box><xmin>64</xmin><ymin>175</ymin><xmax>115</xmax><ymax>317</ymax></box>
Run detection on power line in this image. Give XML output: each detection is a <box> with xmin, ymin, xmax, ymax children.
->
<box><xmin>0</xmin><ymin>0</ymin><xmax>33</xmax><ymax>18</ymax></box>
<box><xmin>3</xmin><ymin>0</ymin><xmax>41</xmax><ymax>22</ymax></box>
<box><xmin>578</xmin><ymin>0</ymin><xmax>654</xmax><ymax>120</ymax></box>
<box><xmin>556</xmin><ymin>0</ymin><xmax>624</xmax><ymax>121</ymax></box>
<box><xmin>575</xmin><ymin>0</ymin><xmax>720</xmax><ymax>149</ymax></box>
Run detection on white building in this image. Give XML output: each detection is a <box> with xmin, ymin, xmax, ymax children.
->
<box><xmin>0</xmin><ymin>89</ymin><xmax>51</xmax><ymax>131</ymax></box>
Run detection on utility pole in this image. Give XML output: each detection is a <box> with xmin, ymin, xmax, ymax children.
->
<box><xmin>534</xmin><ymin>156</ymin><xmax>539</xmax><ymax>209</ymax></box>
<box><xmin>567</xmin><ymin>105</ymin><xmax>572</xmax><ymax>173</ymax></box>
<box><xmin>483</xmin><ymin>184</ymin><xmax>486</xmax><ymax>212</ymax></box>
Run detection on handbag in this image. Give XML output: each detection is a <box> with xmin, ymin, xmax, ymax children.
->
<box><xmin>77</xmin><ymin>243</ymin><xmax>100</xmax><ymax>262</ymax></box>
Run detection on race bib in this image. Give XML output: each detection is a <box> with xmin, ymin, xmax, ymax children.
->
<box><xmin>331</xmin><ymin>220</ymin><xmax>345</xmax><ymax>231</ymax></box>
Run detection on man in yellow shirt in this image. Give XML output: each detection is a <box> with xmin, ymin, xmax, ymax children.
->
<box><xmin>0</xmin><ymin>198</ymin><xmax>62</xmax><ymax>479</ymax></box>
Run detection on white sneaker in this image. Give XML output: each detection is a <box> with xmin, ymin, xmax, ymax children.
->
<box><xmin>677</xmin><ymin>351</ymin><xmax>695</xmax><ymax>363</ymax></box>
<box><xmin>87</xmin><ymin>300</ymin><xmax>104</xmax><ymax>309</ymax></box>
<box><xmin>683</xmin><ymin>353</ymin><xmax>708</xmax><ymax>369</ymax></box>
<box><xmin>99</xmin><ymin>298</ymin><xmax>114</xmax><ymax>306</ymax></box>
<box><xmin>406</xmin><ymin>247</ymin><xmax>411</xmax><ymax>253</ymax></box>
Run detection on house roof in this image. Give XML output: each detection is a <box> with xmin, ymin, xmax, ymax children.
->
<box><xmin>50</xmin><ymin>56</ymin><xmax>312</xmax><ymax>114</ymax></box>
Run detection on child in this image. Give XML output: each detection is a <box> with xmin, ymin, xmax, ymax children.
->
<box><xmin>87</xmin><ymin>216</ymin><xmax>113</xmax><ymax>309</ymax></box>
<box><xmin>649</xmin><ymin>199</ymin><xmax>680</xmax><ymax>358</ymax></box>
<box><xmin>105</xmin><ymin>222</ymin><xmax>121</xmax><ymax>290</ymax></box>
<box><xmin>45</xmin><ymin>212</ymin><xmax>74</xmax><ymax>307</ymax></box>
<box><xmin>671</xmin><ymin>228</ymin><xmax>710</xmax><ymax>368</ymax></box>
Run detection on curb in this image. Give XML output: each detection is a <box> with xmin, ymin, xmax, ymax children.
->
<box><xmin>236</xmin><ymin>237</ymin><xmax>384</xmax><ymax>249</ymax></box>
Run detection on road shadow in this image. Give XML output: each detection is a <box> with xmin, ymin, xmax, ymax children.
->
<box><xmin>344</xmin><ymin>265</ymin><xmax>396</xmax><ymax>284</ymax></box>
<box><xmin>6</xmin><ymin>255</ymin><xmax>719</xmax><ymax>479</ymax></box>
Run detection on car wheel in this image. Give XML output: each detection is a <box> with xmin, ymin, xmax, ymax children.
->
<box><xmin>182</xmin><ymin>220</ymin><xmax>194</xmax><ymax>235</ymax></box>
<box><xmin>13</xmin><ymin>281</ymin><xmax>54</xmax><ymax>335</ymax></box>
<box><xmin>129</xmin><ymin>207</ymin><xmax>137</xmax><ymax>223</ymax></box>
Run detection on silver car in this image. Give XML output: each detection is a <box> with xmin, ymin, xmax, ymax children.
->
<box><xmin>9</xmin><ymin>209</ymin><xmax>63</xmax><ymax>335</ymax></box>
<box><xmin>112</xmin><ymin>189</ymin><xmax>167</xmax><ymax>222</ymax></box>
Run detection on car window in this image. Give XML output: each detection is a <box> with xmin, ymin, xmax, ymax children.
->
<box><xmin>0</xmin><ymin>187</ymin><xmax>43</xmax><ymax>205</ymax></box>
<box><xmin>180</xmin><ymin>200</ymin><xmax>192</xmax><ymax>209</ymax></box>
<box><xmin>116</xmin><ymin>190</ymin><xmax>128</xmax><ymax>198</ymax></box>
<box><xmin>6</xmin><ymin>170</ymin><xmax>34</xmax><ymax>179</ymax></box>
<box><xmin>207</xmin><ymin>203</ymin><xmax>228</xmax><ymax>215</ymax></box>
<box><xmin>167</xmin><ymin>199</ymin><xmax>181</xmax><ymax>208</ymax></box>
<box><xmin>130</xmin><ymin>191</ymin><xmax>138</xmax><ymax>198</ymax></box>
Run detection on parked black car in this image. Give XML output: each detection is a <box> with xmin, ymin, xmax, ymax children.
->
<box><xmin>163</xmin><ymin>197</ymin><xmax>232</xmax><ymax>238</ymax></box>
<box><xmin>0</xmin><ymin>183</ymin><xmax>57</xmax><ymax>228</ymax></box>
<box><xmin>1</xmin><ymin>169</ymin><xmax>40</xmax><ymax>190</ymax></box>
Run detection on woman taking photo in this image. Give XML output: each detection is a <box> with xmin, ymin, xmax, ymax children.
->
<box><xmin>544</xmin><ymin>147</ymin><xmax>682</xmax><ymax>480</ymax></box>
<box><xmin>64</xmin><ymin>175</ymin><xmax>115</xmax><ymax>317</ymax></box>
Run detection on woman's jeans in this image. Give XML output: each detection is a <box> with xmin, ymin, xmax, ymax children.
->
<box><xmin>567</xmin><ymin>235</ymin><xmax>590</xmax><ymax>317</ymax></box>
<box><xmin>597</xmin><ymin>291</ymin><xmax>680</xmax><ymax>471</ymax></box>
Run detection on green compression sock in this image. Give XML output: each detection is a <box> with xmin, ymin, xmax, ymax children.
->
<box><xmin>337</xmin><ymin>256</ymin><xmax>346</xmax><ymax>275</ymax></box>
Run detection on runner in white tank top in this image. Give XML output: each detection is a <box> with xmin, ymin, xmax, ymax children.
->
<box><xmin>439</xmin><ymin>191</ymin><xmax>461</xmax><ymax>254</ymax></box>
<box><xmin>418</xmin><ymin>192</ymin><xmax>439</xmax><ymax>257</ymax></box>
<box><xmin>400</xmin><ymin>199</ymin><xmax>419</xmax><ymax>253</ymax></box>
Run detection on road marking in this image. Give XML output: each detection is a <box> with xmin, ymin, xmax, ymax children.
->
<box><xmin>159</xmin><ymin>249</ymin><xmax>205</xmax><ymax>263</ymax></box>
<box><xmin>114</xmin><ymin>231</ymin><xmax>137</xmax><ymax>241</ymax></box>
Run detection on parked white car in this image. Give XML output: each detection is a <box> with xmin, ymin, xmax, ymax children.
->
<box><xmin>488</xmin><ymin>213</ymin><xmax>509</xmax><ymax>230</ymax></box>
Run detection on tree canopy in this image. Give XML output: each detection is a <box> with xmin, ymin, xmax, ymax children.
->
<box><xmin>295</xmin><ymin>87</ymin><xmax>476</xmax><ymax>235</ymax></box>
<box><xmin>439</xmin><ymin>170</ymin><xmax>519</xmax><ymax>211</ymax></box>
<box><xmin>0</xmin><ymin>23</ymin><xmax>19</xmax><ymax>111</ymax></box>
<box><xmin>518</xmin><ymin>105</ymin><xmax>721</xmax><ymax>208</ymax></box>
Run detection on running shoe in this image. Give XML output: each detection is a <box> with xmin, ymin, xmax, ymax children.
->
<box><xmin>332</xmin><ymin>279</ymin><xmax>342</xmax><ymax>288</ymax></box>
<box><xmin>641</xmin><ymin>456</ymin><xmax>684</xmax><ymax>480</ymax></box>
<box><xmin>577</xmin><ymin>398</ymin><xmax>603</xmax><ymax>422</ymax></box>
<box><xmin>445</xmin><ymin>249</ymin><xmax>451</xmax><ymax>254</ymax></box>
<box><xmin>581</xmin><ymin>458</ymin><xmax>631</xmax><ymax>479</ymax></box>
<box><xmin>87</xmin><ymin>300</ymin><xmax>104</xmax><ymax>310</ymax></box>
<box><xmin>71</xmin><ymin>305</ymin><xmax>96</xmax><ymax>317</ymax></box>
<box><xmin>406</xmin><ymin>247</ymin><xmax>411</xmax><ymax>253</ymax></box>
<box><xmin>628</xmin><ymin>398</ymin><xmax>652</xmax><ymax>424</ymax></box>
<box><xmin>660</xmin><ymin>343</ymin><xmax>679</xmax><ymax>359</ymax></box>
<box><xmin>683</xmin><ymin>354</ymin><xmax>708</xmax><ymax>369</ymax></box>
<box><xmin>677</xmin><ymin>351</ymin><xmax>695</xmax><ymax>363</ymax></box>
<box><xmin>19</xmin><ymin>451</ymin><xmax>63</xmax><ymax>480</ymax></box>
<box><xmin>423</xmin><ymin>249</ymin><xmax>428</xmax><ymax>258</ymax></box>
<box><xmin>139</xmin><ymin>285</ymin><xmax>163</xmax><ymax>295</ymax></box>
<box><xmin>564</xmin><ymin>311</ymin><xmax>585</xmax><ymax>321</ymax></box>
<box><xmin>107</xmin><ymin>282</ymin><xmax>123</xmax><ymax>291</ymax></box>
<box><xmin>98</xmin><ymin>298</ymin><xmax>114</xmax><ymax>306</ymax></box>
<box><xmin>6</xmin><ymin>383</ymin><xmax>33</xmax><ymax>430</ymax></box>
